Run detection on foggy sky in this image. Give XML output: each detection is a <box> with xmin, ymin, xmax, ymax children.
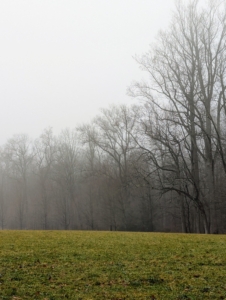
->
<box><xmin>0</xmin><ymin>0</ymin><xmax>175</xmax><ymax>144</ymax></box>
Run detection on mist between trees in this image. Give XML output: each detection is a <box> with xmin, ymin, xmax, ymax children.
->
<box><xmin>1</xmin><ymin>1</ymin><xmax>226</xmax><ymax>233</ymax></box>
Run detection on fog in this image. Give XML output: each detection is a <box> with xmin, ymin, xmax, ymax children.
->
<box><xmin>0</xmin><ymin>0</ymin><xmax>175</xmax><ymax>144</ymax></box>
<box><xmin>0</xmin><ymin>1</ymin><xmax>225</xmax><ymax>234</ymax></box>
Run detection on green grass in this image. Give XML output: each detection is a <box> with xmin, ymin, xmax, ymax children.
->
<box><xmin>0</xmin><ymin>231</ymin><xmax>226</xmax><ymax>299</ymax></box>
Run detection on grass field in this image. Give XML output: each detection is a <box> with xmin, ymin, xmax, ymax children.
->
<box><xmin>0</xmin><ymin>231</ymin><xmax>226</xmax><ymax>299</ymax></box>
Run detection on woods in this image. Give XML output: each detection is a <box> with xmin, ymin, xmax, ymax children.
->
<box><xmin>1</xmin><ymin>1</ymin><xmax>226</xmax><ymax>233</ymax></box>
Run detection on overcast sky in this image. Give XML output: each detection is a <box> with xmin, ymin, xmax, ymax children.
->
<box><xmin>0</xmin><ymin>0</ymin><xmax>176</xmax><ymax>144</ymax></box>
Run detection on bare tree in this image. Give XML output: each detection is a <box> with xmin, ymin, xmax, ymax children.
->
<box><xmin>0</xmin><ymin>149</ymin><xmax>8</xmax><ymax>229</ymax></box>
<box><xmin>3</xmin><ymin>135</ymin><xmax>34</xmax><ymax>229</ymax></box>
<box><xmin>79</xmin><ymin>105</ymin><xmax>141</xmax><ymax>230</ymax></box>
<box><xmin>34</xmin><ymin>128</ymin><xmax>57</xmax><ymax>229</ymax></box>
<box><xmin>52</xmin><ymin>129</ymin><xmax>80</xmax><ymax>229</ymax></box>
<box><xmin>129</xmin><ymin>0</ymin><xmax>226</xmax><ymax>233</ymax></box>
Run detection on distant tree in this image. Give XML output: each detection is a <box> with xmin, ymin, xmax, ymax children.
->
<box><xmin>3</xmin><ymin>135</ymin><xmax>34</xmax><ymax>229</ymax></box>
<box><xmin>34</xmin><ymin>128</ymin><xmax>57</xmax><ymax>229</ymax></box>
<box><xmin>0</xmin><ymin>149</ymin><xmax>8</xmax><ymax>229</ymax></box>
<box><xmin>79</xmin><ymin>105</ymin><xmax>143</xmax><ymax>230</ymax></box>
<box><xmin>52</xmin><ymin>129</ymin><xmax>80</xmax><ymax>229</ymax></box>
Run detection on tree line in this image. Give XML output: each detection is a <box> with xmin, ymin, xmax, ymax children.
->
<box><xmin>1</xmin><ymin>0</ymin><xmax>226</xmax><ymax>233</ymax></box>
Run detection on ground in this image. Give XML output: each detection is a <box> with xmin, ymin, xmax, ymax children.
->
<box><xmin>0</xmin><ymin>231</ymin><xmax>226</xmax><ymax>299</ymax></box>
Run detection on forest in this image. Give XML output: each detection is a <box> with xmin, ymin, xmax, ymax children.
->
<box><xmin>1</xmin><ymin>1</ymin><xmax>226</xmax><ymax>233</ymax></box>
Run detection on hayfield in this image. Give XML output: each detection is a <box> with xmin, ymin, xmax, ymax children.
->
<box><xmin>0</xmin><ymin>231</ymin><xmax>225</xmax><ymax>299</ymax></box>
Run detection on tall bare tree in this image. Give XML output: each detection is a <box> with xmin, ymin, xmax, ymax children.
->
<box><xmin>130</xmin><ymin>0</ymin><xmax>226</xmax><ymax>233</ymax></box>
